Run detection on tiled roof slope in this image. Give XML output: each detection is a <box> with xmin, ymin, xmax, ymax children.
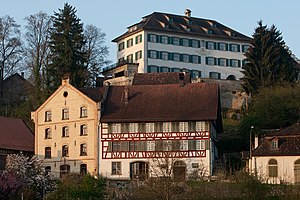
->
<box><xmin>78</xmin><ymin>87</ymin><xmax>104</xmax><ymax>102</ymax></box>
<box><xmin>253</xmin><ymin>123</ymin><xmax>300</xmax><ymax>156</ymax></box>
<box><xmin>132</xmin><ymin>72</ymin><xmax>191</xmax><ymax>85</ymax></box>
<box><xmin>0</xmin><ymin>117</ymin><xmax>34</xmax><ymax>152</ymax></box>
<box><xmin>113</xmin><ymin>12</ymin><xmax>251</xmax><ymax>42</ymax></box>
<box><xmin>101</xmin><ymin>83</ymin><xmax>222</xmax><ymax>131</ymax></box>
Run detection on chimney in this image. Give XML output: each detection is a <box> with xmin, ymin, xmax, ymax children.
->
<box><xmin>185</xmin><ymin>9</ymin><xmax>191</xmax><ymax>18</ymax></box>
<box><xmin>179</xmin><ymin>72</ymin><xmax>185</xmax><ymax>87</ymax></box>
<box><xmin>124</xmin><ymin>87</ymin><xmax>128</xmax><ymax>104</ymax></box>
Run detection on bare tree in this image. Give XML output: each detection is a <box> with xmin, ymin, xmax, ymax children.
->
<box><xmin>0</xmin><ymin>15</ymin><xmax>23</xmax><ymax>104</ymax></box>
<box><xmin>83</xmin><ymin>24</ymin><xmax>110</xmax><ymax>86</ymax></box>
<box><xmin>24</xmin><ymin>12</ymin><xmax>52</xmax><ymax>104</ymax></box>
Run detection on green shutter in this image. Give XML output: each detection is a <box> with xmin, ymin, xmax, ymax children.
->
<box><xmin>108</xmin><ymin>123</ymin><xmax>112</xmax><ymax>133</ymax></box>
<box><xmin>179</xmin><ymin>38</ymin><xmax>183</xmax><ymax>46</ymax></box>
<box><xmin>238</xmin><ymin>60</ymin><xmax>241</xmax><ymax>68</ymax></box>
<box><xmin>155</xmin><ymin>141</ymin><xmax>163</xmax><ymax>151</ymax></box>
<box><xmin>179</xmin><ymin>54</ymin><xmax>183</xmax><ymax>62</ymax></box>
<box><xmin>214</xmin><ymin>58</ymin><xmax>217</xmax><ymax>65</ymax></box>
<box><xmin>188</xmin><ymin>140</ymin><xmax>196</xmax><ymax>150</ymax></box>
<box><xmin>156</xmin><ymin>51</ymin><xmax>160</xmax><ymax>59</ymax></box>
<box><xmin>108</xmin><ymin>142</ymin><xmax>112</xmax><ymax>152</ymax></box>
<box><xmin>205</xmin><ymin>140</ymin><xmax>210</xmax><ymax>150</ymax></box>
<box><xmin>205</xmin><ymin>57</ymin><xmax>209</xmax><ymax>64</ymax></box>
<box><xmin>198</xmin><ymin>40</ymin><xmax>201</xmax><ymax>48</ymax></box>
<box><xmin>214</xmin><ymin>42</ymin><xmax>217</xmax><ymax>50</ymax></box>
<box><xmin>189</xmin><ymin>39</ymin><xmax>192</xmax><ymax>47</ymax></box>
<box><xmin>189</xmin><ymin>55</ymin><xmax>193</xmax><ymax>63</ymax></box>
<box><xmin>217</xmin><ymin>43</ymin><xmax>220</xmax><ymax>50</ymax></box>
<box><xmin>168</xmin><ymin>37</ymin><xmax>173</xmax><ymax>44</ymax></box>
<box><xmin>218</xmin><ymin>73</ymin><xmax>221</xmax><ymax>79</ymax></box>
<box><xmin>121</xmin><ymin>142</ymin><xmax>129</xmax><ymax>151</ymax></box>
<box><xmin>226</xmin><ymin>59</ymin><xmax>229</xmax><ymax>66</ymax></box>
<box><xmin>206</xmin><ymin>41</ymin><xmax>208</xmax><ymax>49</ymax></box>
<box><xmin>229</xmin><ymin>44</ymin><xmax>232</xmax><ymax>51</ymax></box>
<box><xmin>155</xmin><ymin>122</ymin><xmax>162</xmax><ymax>132</ymax></box>
<box><xmin>237</xmin><ymin>45</ymin><xmax>241</xmax><ymax>52</ymax></box>
<box><xmin>172</xmin><ymin>122</ymin><xmax>179</xmax><ymax>132</ymax></box>
<box><xmin>121</xmin><ymin>123</ymin><xmax>128</xmax><ymax>133</ymax></box>
<box><xmin>198</xmin><ymin>56</ymin><xmax>201</xmax><ymax>64</ymax></box>
<box><xmin>147</xmin><ymin>34</ymin><xmax>151</xmax><ymax>42</ymax></box>
<box><xmin>138</xmin><ymin>123</ymin><xmax>145</xmax><ymax>132</ymax></box>
<box><xmin>225</xmin><ymin>43</ymin><xmax>229</xmax><ymax>51</ymax></box>
<box><xmin>157</xmin><ymin>35</ymin><xmax>160</xmax><ymax>43</ymax></box>
<box><xmin>189</xmin><ymin>121</ymin><xmax>196</xmax><ymax>132</ymax></box>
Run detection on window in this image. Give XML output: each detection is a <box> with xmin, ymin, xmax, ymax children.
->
<box><xmin>147</xmin><ymin>141</ymin><xmax>155</xmax><ymax>151</ymax></box>
<box><xmin>192</xmin><ymin>55</ymin><xmax>200</xmax><ymax>64</ymax></box>
<box><xmin>80</xmin><ymin>124</ymin><xmax>87</xmax><ymax>136</ymax></box>
<box><xmin>182</xmin><ymin>39</ymin><xmax>189</xmax><ymax>47</ymax></box>
<box><xmin>206</xmin><ymin>57</ymin><xmax>216</xmax><ymax>65</ymax></box>
<box><xmin>206</xmin><ymin>41</ymin><xmax>215</xmax><ymax>50</ymax></box>
<box><xmin>127</xmin><ymin>38</ymin><xmax>133</xmax><ymax>48</ymax></box>
<box><xmin>80</xmin><ymin>164</ymin><xmax>87</xmax><ymax>175</ymax></box>
<box><xmin>135</xmin><ymin>34</ymin><xmax>142</xmax><ymax>44</ymax></box>
<box><xmin>45</xmin><ymin>128</ymin><xmax>51</xmax><ymax>139</ymax></box>
<box><xmin>135</xmin><ymin>50</ymin><xmax>142</xmax><ymax>60</ymax></box>
<box><xmin>209</xmin><ymin>72</ymin><xmax>221</xmax><ymax>79</ymax></box>
<box><xmin>148</xmin><ymin>34</ymin><xmax>157</xmax><ymax>43</ymax></box>
<box><xmin>218</xmin><ymin>58</ymin><xmax>226</xmax><ymax>66</ymax></box>
<box><xmin>62</xmin><ymin>126</ymin><xmax>69</xmax><ymax>137</ymax></box>
<box><xmin>80</xmin><ymin>143</ymin><xmax>87</xmax><ymax>156</ymax></box>
<box><xmin>45</xmin><ymin>111</ymin><xmax>52</xmax><ymax>122</ymax></box>
<box><xmin>173</xmin><ymin>53</ymin><xmax>180</xmax><ymax>62</ymax></box>
<box><xmin>45</xmin><ymin>147</ymin><xmax>51</xmax><ymax>159</ymax></box>
<box><xmin>180</xmin><ymin>140</ymin><xmax>188</xmax><ymax>150</ymax></box>
<box><xmin>161</xmin><ymin>35</ymin><xmax>168</xmax><ymax>44</ymax></box>
<box><xmin>179</xmin><ymin>122</ymin><xmax>188</xmax><ymax>132</ymax></box>
<box><xmin>218</xmin><ymin>43</ymin><xmax>227</xmax><ymax>51</ymax></box>
<box><xmin>80</xmin><ymin>106</ymin><xmax>87</xmax><ymax>118</ymax></box>
<box><xmin>173</xmin><ymin>37</ymin><xmax>180</xmax><ymax>45</ymax></box>
<box><xmin>129</xmin><ymin>123</ymin><xmax>138</xmax><ymax>133</ymax></box>
<box><xmin>196</xmin><ymin>140</ymin><xmax>206</xmax><ymax>150</ymax></box>
<box><xmin>146</xmin><ymin>123</ymin><xmax>154</xmax><ymax>133</ymax></box>
<box><xmin>188</xmin><ymin>140</ymin><xmax>196</xmax><ymax>150</ymax></box>
<box><xmin>163</xmin><ymin>122</ymin><xmax>172</xmax><ymax>132</ymax></box>
<box><xmin>196</xmin><ymin>121</ymin><xmax>208</xmax><ymax>131</ymax></box>
<box><xmin>127</xmin><ymin>54</ymin><xmax>133</xmax><ymax>63</ymax></box>
<box><xmin>163</xmin><ymin>140</ymin><xmax>172</xmax><ymax>151</ymax></box>
<box><xmin>118</xmin><ymin>42</ymin><xmax>125</xmax><ymax>51</ymax></box>
<box><xmin>191</xmin><ymin>39</ymin><xmax>199</xmax><ymax>48</ymax></box>
<box><xmin>268</xmin><ymin>159</ymin><xmax>278</xmax><ymax>177</ymax></box>
<box><xmin>62</xmin><ymin>108</ymin><xmax>69</xmax><ymax>120</ymax></box>
<box><xmin>271</xmin><ymin>140</ymin><xmax>278</xmax><ymax>149</ymax></box>
<box><xmin>112</xmin><ymin>142</ymin><xmax>121</xmax><ymax>152</ymax></box>
<box><xmin>62</xmin><ymin>145</ymin><xmax>69</xmax><ymax>157</ymax></box>
<box><xmin>160</xmin><ymin>67</ymin><xmax>169</xmax><ymax>72</ymax></box>
<box><xmin>242</xmin><ymin>45</ymin><xmax>250</xmax><ymax>52</ymax></box>
<box><xmin>148</xmin><ymin>65</ymin><xmax>159</xmax><ymax>73</ymax></box>
<box><xmin>60</xmin><ymin>164</ymin><xmax>70</xmax><ymax>177</ymax></box>
<box><xmin>182</xmin><ymin>54</ymin><xmax>189</xmax><ymax>63</ymax></box>
<box><xmin>161</xmin><ymin>51</ymin><xmax>168</xmax><ymax>60</ymax></box>
<box><xmin>230</xmin><ymin>44</ymin><xmax>240</xmax><ymax>52</ymax></box>
<box><xmin>294</xmin><ymin>159</ymin><xmax>300</xmax><ymax>184</ymax></box>
<box><xmin>230</xmin><ymin>59</ymin><xmax>240</xmax><ymax>68</ymax></box>
<box><xmin>191</xmin><ymin>70</ymin><xmax>201</xmax><ymax>78</ymax></box>
<box><xmin>112</xmin><ymin>162</ymin><xmax>121</xmax><ymax>175</ymax></box>
<box><xmin>45</xmin><ymin>166</ymin><xmax>51</xmax><ymax>175</ymax></box>
<box><xmin>112</xmin><ymin>123</ymin><xmax>121</xmax><ymax>133</ymax></box>
<box><xmin>149</xmin><ymin>50</ymin><xmax>157</xmax><ymax>59</ymax></box>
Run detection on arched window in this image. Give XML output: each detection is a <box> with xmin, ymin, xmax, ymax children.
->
<box><xmin>45</xmin><ymin>128</ymin><xmax>51</xmax><ymax>139</ymax></box>
<box><xmin>62</xmin><ymin>145</ymin><xmax>69</xmax><ymax>157</ymax></box>
<box><xmin>45</xmin><ymin>147</ymin><xmax>51</xmax><ymax>159</ymax></box>
<box><xmin>268</xmin><ymin>159</ymin><xmax>278</xmax><ymax>178</ymax></box>
<box><xmin>226</xmin><ymin>75</ymin><xmax>236</xmax><ymax>80</ymax></box>
<box><xmin>80</xmin><ymin>143</ymin><xmax>87</xmax><ymax>156</ymax></box>
<box><xmin>60</xmin><ymin>164</ymin><xmax>70</xmax><ymax>177</ymax></box>
<box><xmin>294</xmin><ymin>159</ymin><xmax>300</xmax><ymax>184</ymax></box>
<box><xmin>45</xmin><ymin>166</ymin><xmax>51</xmax><ymax>175</ymax></box>
<box><xmin>62</xmin><ymin>126</ymin><xmax>69</xmax><ymax>137</ymax></box>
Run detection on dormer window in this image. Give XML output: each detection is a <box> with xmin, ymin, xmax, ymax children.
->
<box><xmin>271</xmin><ymin>139</ymin><xmax>279</xmax><ymax>150</ymax></box>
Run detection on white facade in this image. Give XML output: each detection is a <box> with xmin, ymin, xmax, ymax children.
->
<box><xmin>252</xmin><ymin>156</ymin><xmax>300</xmax><ymax>184</ymax></box>
<box><xmin>114</xmin><ymin>24</ymin><xmax>250</xmax><ymax>80</ymax></box>
<box><xmin>99</xmin><ymin>121</ymin><xmax>218</xmax><ymax>181</ymax></box>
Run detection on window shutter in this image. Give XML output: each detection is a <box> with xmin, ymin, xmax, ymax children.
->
<box><xmin>188</xmin><ymin>140</ymin><xmax>196</xmax><ymax>150</ymax></box>
<box><xmin>108</xmin><ymin>124</ymin><xmax>112</xmax><ymax>134</ymax></box>
<box><xmin>138</xmin><ymin>123</ymin><xmax>145</xmax><ymax>132</ymax></box>
<box><xmin>198</xmin><ymin>40</ymin><xmax>201</xmax><ymax>48</ymax></box>
<box><xmin>147</xmin><ymin>34</ymin><xmax>151</xmax><ymax>42</ymax></box>
<box><xmin>238</xmin><ymin>60</ymin><xmax>241</xmax><ymax>68</ymax></box>
<box><xmin>189</xmin><ymin>121</ymin><xmax>196</xmax><ymax>132</ymax></box>
<box><xmin>108</xmin><ymin>142</ymin><xmax>112</xmax><ymax>152</ymax></box>
<box><xmin>172</xmin><ymin>140</ymin><xmax>181</xmax><ymax>150</ymax></box>
<box><xmin>179</xmin><ymin>38</ymin><xmax>183</xmax><ymax>46</ymax></box>
<box><xmin>218</xmin><ymin>73</ymin><xmax>221</xmax><ymax>79</ymax></box>
<box><xmin>157</xmin><ymin>35</ymin><xmax>160</xmax><ymax>43</ymax></box>
<box><xmin>205</xmin><ymin>140</ymin><xmax>210</xmax><ymax>150</ymax></box>
<box><xmin>147</xmin><ymin>50</ymin><xmax>151</xmax><ymax>58</ymax></box>
<box><xmin>217</xmin><ymin>43</ymin><xmax>220</xmax><ymax>50</ymax></box>
<box><xmin>179</xmin><ymin>54</ymin><xmax>183</xmax><ymax>62</ymax></box>
<box><xmin>237</xmin><ymin>45</ymin><xmax>241</xmax><ymax>52</ymax></box>
<box><xmin>198</xmin><ymin>56</ymin><xmax>201</xmax><ymax>64</ymax></box>
<box><xmin>121</xmin><ymin>123</ymin><xmax>128</xmax><ymax>133</ymax></box>
<box><xmin>214</xmin><ymin>58</ymin><xmax>217</xmax><ymax>65</ymax></box>
<box><xmin>218</xmin><ymin>58</ymin><xmax>221</xmax><ymax>66</ymax></box>
<box><xmin>226</xmin><ymin>59</ymin><xmax>229</xmax><ymax>66</ymax></box>
<box><xmin>189</xmin><ymin>55</ymin><xmax>192</xmax><ymax>63</ymax></box>
<box><xmin>225</xmin><ymin>43</ymin><xmax>229</xmax><ymax>51</ymax></box>
<box><xmin>229</xmin><ymin>44</ymin><xmax>232</xmax><ymax>51</ymax></box>
<box><xmin>205</xmin><ymin>57</ymin><xmax>209</xmax><ymax>65</ymax></box>
<box><xmin>155</xmin><ymin>141</ymin><xmax>163</xmax><ymax>151</ymax></box>
<box><xmin>155</xmin><ymin>122</ymin><xmax>162</xmax><ymax>132</ymax></box>
<box><xmin>168</xmin><ymin>37</ymin><xmax>173</xmax><ymax>44</ymax></box>
<box><xmin>172</xmin><ymin>122</ymin><xmax>179</xmax><ymax>132</ymax></box>
<box><xmin>121</xmin><ymin>142</ymin><xmax>129</xmax><ymax>151</ymax></box>
<box><xmin>205</xmin><ymin>41</ymin><xmax>208</xmax><ymax>49</ymax></box>
<box><xmin>214</xmin><ymin>42</ymin><xmax>217</xmax><ymax>50</ymax></box>
<box><xmin>189</xmin><ymin>39</ymin><xmax>192</xmax><ymax>47</ymax></box>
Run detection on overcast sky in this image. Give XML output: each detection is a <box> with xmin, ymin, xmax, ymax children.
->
<box><xmin>1</xmin><ymin>0</ymin><xmax>299</xmax><ymax>63</ymax></box>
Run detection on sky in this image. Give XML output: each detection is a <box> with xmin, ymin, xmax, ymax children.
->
<box><xmin>0</xmin><ymin>0</ymin><xmax>299</xmax><ymax>63</ymax></box>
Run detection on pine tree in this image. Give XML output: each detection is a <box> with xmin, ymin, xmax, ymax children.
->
<box><xmin>48</xmin><ymin>3</ymin><xmax>87</xmax><ymax>92</ymax></box>
<box><xmin>242</xmin><ymin>21</ymin><xmax>298</xmax><ymax>94</ymax></box>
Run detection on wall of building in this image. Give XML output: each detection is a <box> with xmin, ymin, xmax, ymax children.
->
<box><xmin>252</xmin><ymin>156</ymin><xmax>300</xmax><ymax>184</ymax></box>
<box><xmin>32</xmin><ymin>82</ymin><xmax>99</xmax><ymax>177</ymax></box>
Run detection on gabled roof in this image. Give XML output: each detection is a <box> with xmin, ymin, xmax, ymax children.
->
<box><xmin>112</xmin><ymin>11</ymin><xmax>251</xmax><ymax>42</ymax></box>
<box><xmin>132</xmin><ymin>72</ymin><xmax>191</xmax><ymax>85</ymax></box>
<box><xmin>0</xmin><ymin>117</ymin><xmax>34</xmax><ymax>152</ymax></box>
<box><xmin>253</xmin><ymin>123</ymin><xmax>300</xmax><ymax>157</ymax></box>
<box><xmin>101</xmin><ymin>83</ymin><xmax>222</xmax><ymax>130</ymax></box>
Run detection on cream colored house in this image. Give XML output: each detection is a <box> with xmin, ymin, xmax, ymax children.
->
<box><xmin>31</xmin><ymin>78</ymin><xmax>104</xmax><ymax>178</ymax></box>
<box><xmin>252</xmin><ymin>123</ymin><xmax>300</xmax><ymax>184</ymax></box>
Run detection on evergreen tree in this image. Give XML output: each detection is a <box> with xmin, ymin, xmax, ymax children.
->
<box><xmin>242</xmin><ymin>21</ymin><xmax>298</xmax><ymax>94</ymax></box>
<box><xmin>48</xmin><ymin>3</ymin><xmax>87</xmax><ymax>92</ymax></box>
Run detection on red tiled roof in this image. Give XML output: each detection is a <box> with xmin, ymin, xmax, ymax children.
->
<box><xmin>132</xmin><ymin>72</ymin><xmax>191</xmax><ymax>85</ymax></box>
<box><xmin>101</xmin><ymin>83</ymin><xmax>222</xmax><ymax>128</ymax></box>
<box><xmin>0</xmin><ymin>117</ymin><xmax>34</xmax><ymax>152</ymax></box>
<box><xmin>253</xmin><ymin>123</ymin><xmax>300</xmax><ymax>156</ymax></box>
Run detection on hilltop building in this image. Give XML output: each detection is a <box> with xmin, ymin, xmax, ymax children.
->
<box><xmin>104</xmin><ymin>9</ymin><xmax>251</xmax><ymax>80</ymax></box>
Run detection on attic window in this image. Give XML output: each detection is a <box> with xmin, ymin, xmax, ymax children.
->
<box><xmin>129</xmin><ymin>25</ymin><xmax>137</xmax><ymax>32</ymax></box>
<box><xmin>271</xmin><ymin>139</ymin><xmax>279</xmax><ymax>150</ymax></box>
<box><xmin>63</xmin><ymin>91</ymin><xmax>68</xmax><ymax>98</ymax></box>
<box><xmin>207</xmin><ymin>29</ymin><xmax>213</xmax><ymax>34</ymax></box>
<box><xmin>207</xmin><ymin>21</ymin><xmax>217</xmax><ymax>27</ymax></box>
<box><xmin>224</xmin><ymin>30</ymin><xmax>235</xmax><ymax>37</ymax></box>
<box><xmin>181</xmin><ymin>24</ymin><xmax>190</xmax><ymax>32</ymax></box>
<box><xmin>159</xmin><ymin>21</ymin><xmax>168</xmax><ymax>28</ymax></box>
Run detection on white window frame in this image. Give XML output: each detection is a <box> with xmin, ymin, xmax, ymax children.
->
<box><xmin>146</xmin><ymin>123</ymin><xmax>154</xmax><ymax>133</ymax></box>
<box><xmin>196</xmin><ymin>121</ymin><xmax>207</xmax><ymax>131</ymax></box>
<box><xmin>129</xmin><ymin>123</ymin><xmax>138</xmax><ymax>133</ymax></box>
<box><xmin>112</xmin><ymin>162</ymin><xmax>122</xmax><ymax>175</ymax></box>
<box><xmin>112</xmin><ymin>123</ymin><xmax>121</xmax><ymax>133</ymax></box>
<box><xmin>179</xmin><ymin>122</ymin><xmax>188</xmax><ymax>132</ymax></box>
<box><xmin>163</xmin><ymin>122</ymin><xmax>172</xmax><ymax>132</ymax></box>
<box><xmin>147</xmin><ymin>141</ymin><xmax>155</xmax><ymax>151</ymax></box>
<box><xmin>180</xmin><ymin>140</ymin><xmax>188</xmax><ymax>151</ymax></box>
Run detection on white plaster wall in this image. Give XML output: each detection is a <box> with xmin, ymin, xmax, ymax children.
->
<box><xmin>253</xmin><ymin>156</ymin><xmax>300</xmax><ymax>184</ymax></box>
